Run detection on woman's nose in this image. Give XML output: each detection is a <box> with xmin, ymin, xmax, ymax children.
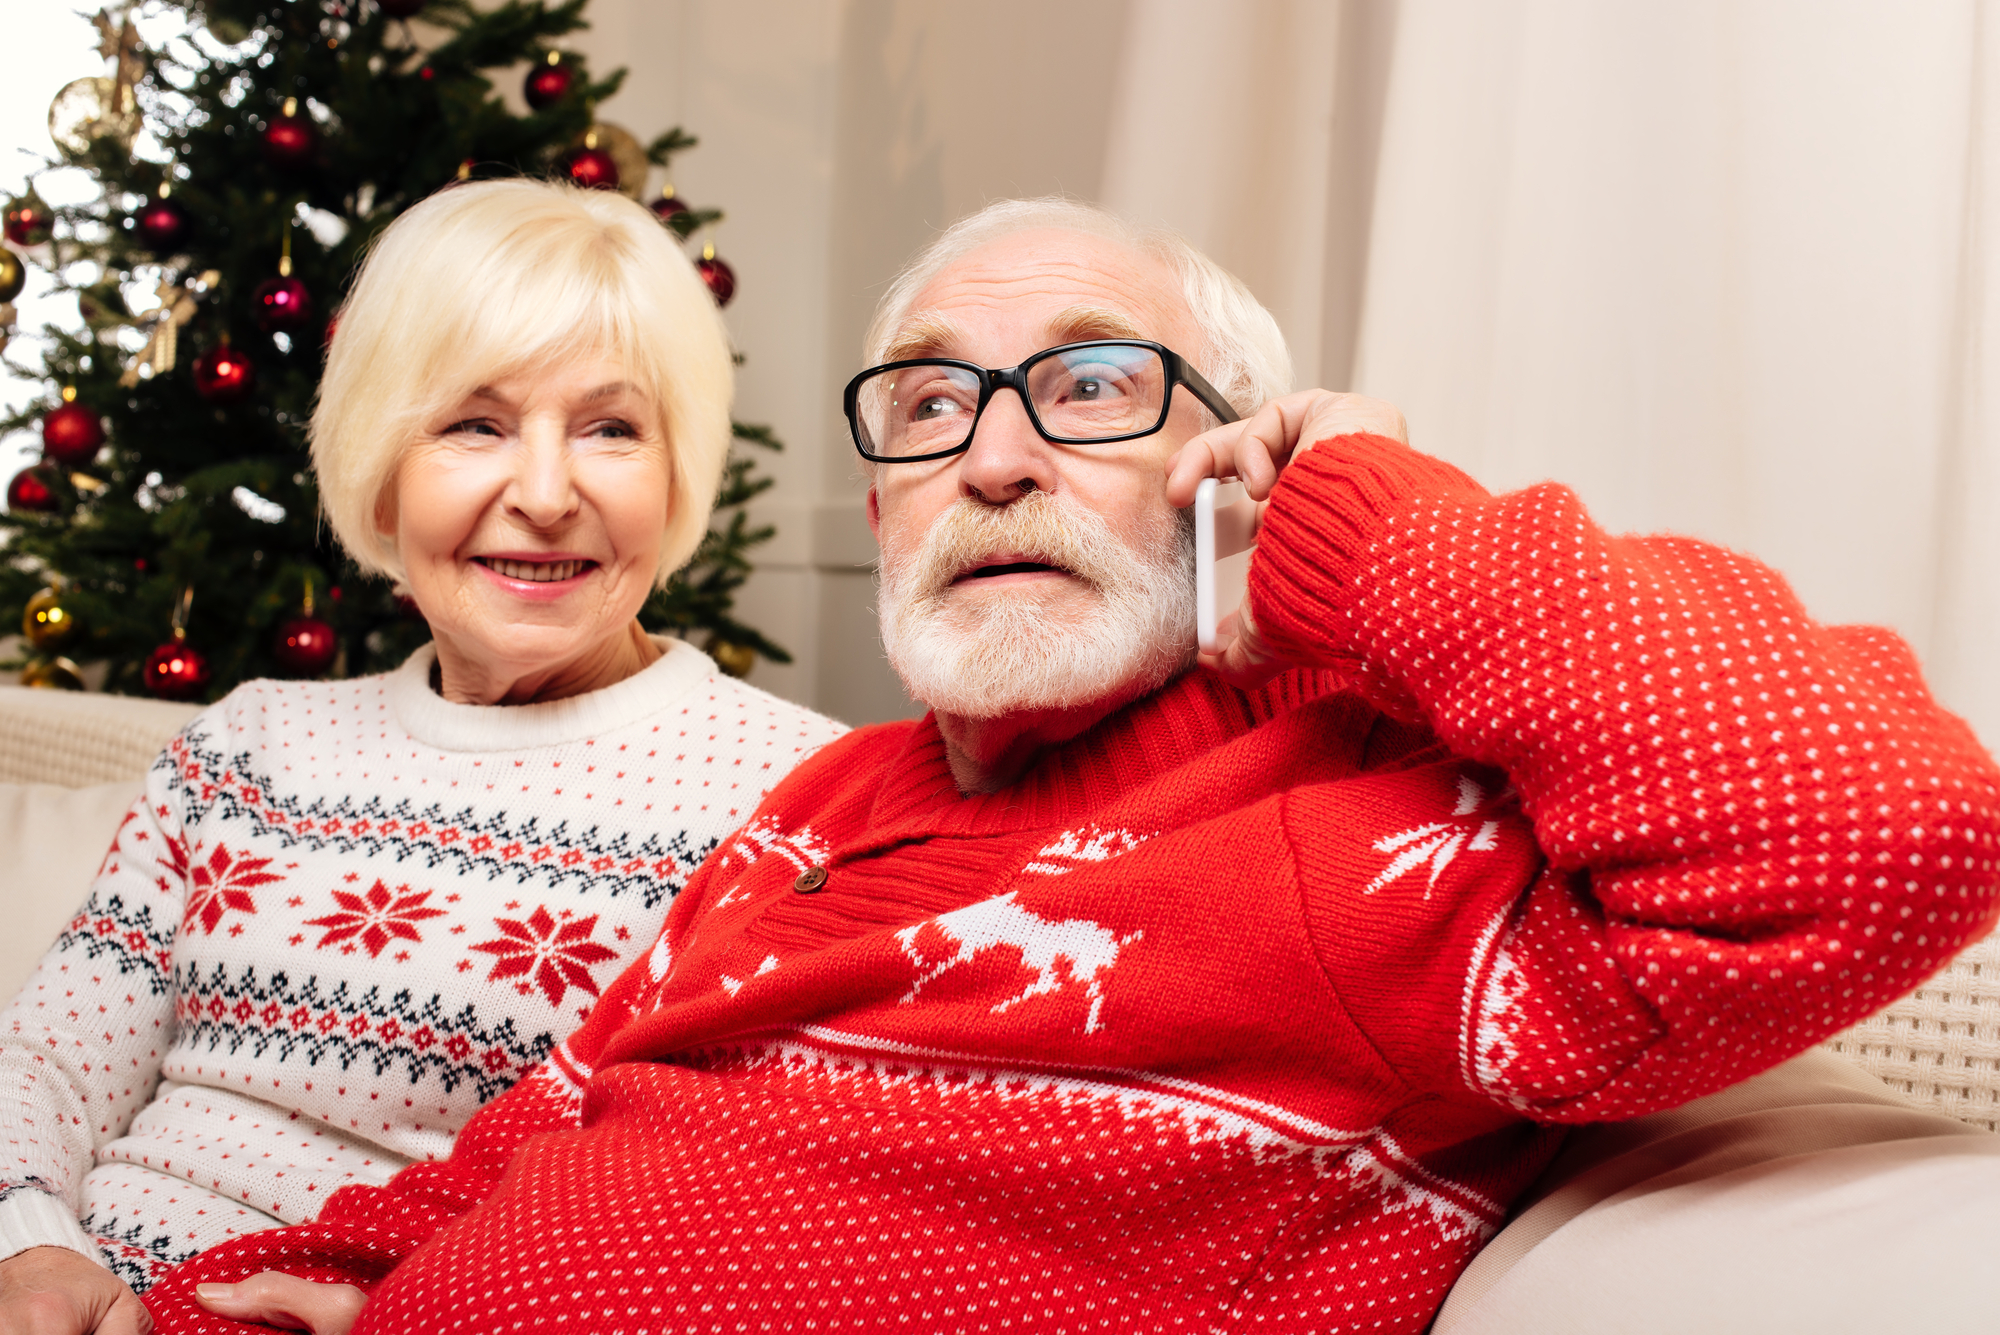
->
<box><xmin>505</xmin><ymin>421</ymin><xmax>581</xmax><ymax>526</ymax></box>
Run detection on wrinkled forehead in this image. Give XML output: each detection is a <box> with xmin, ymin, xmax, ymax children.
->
<box><xmin>890</xmin><ymin>228</ymin><xmax>1199</xmax><ymax>365</ymax></box>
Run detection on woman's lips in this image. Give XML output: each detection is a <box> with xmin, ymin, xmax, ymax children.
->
<box><xmin>475</xmin><ymin>557</ymin><xmax>593</xmax><ymax>583</ymax></box>
<box><xmin>470</xmin><ymin>556</ymin><xmax>600</xmax><ymax>600</ymax></box>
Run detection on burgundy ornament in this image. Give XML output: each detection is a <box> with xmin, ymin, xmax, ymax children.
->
<box><xmin>144</xmin><ymin>636</ymin><xmax>211</xmax><ymax>700</ymax></box>
<box><xmin>6</xmin><ymin>466</ymin><xmax>59</xmax><ymax>513</ymax></box>
<box><xmin>565</xmin><ymin>147</ymin><xmax>619</xmax><ymax>191</ymax></box>
<box><xmin>192</xmin><ymin>344</ymin><xmax>256</xmax><ymax>403</ymax></box>
<box><xmin>135</xmin><ymin>196</ymin><xmax>189</xmax><ymax>251</ymax></box>
<box><xmin>274</xmin><ymin>614</ymin><xmax>339</xmax><ymax>676</ymax></box>
<box><xmin>261</xmin><ymin>114</ymin><xmax>317</xmax><ymax>168</ymax></box>
<box><xmin>524</xmin><ymin>60</ymin><xmax>574</xmax><ymax>110</ymax></box>
<box><xmin>41</xmin><ymin>402</ymin><xmax>105</xmax><ymax>467</ymax></box>
<box><xmin>253</xmin><ymin>275</ymin><xmax>313</xmax><ymax>332</ymax></box>
<box><xmin>377</xmin><ymin>0</ymin><xmax>425</xmax><ymax>16</ymax></box>
<box><xmin>649</xmin><ymin>194</ymin><xmax>689</xmax><ymax>223</ymax></box>
<box><xmin>3</xmin><ymin>202</ymin><xmax>52</xmax><ymax>248</ymax></box>
<box><xmin>697</xmin><ymin>253</ymin><xmax>736</xmax><ymax>307</ymax></box>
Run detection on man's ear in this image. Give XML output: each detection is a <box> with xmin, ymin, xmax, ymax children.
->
<box><xmin>865</xmin><ymin>487</ymin><xmax>882</xmax><ymax>544</ymax></box>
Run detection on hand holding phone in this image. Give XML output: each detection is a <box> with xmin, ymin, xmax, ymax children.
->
<box><xmin>1195</xmin><ymin>478</ymin><xmax>1258</xmax><ymax>655</ymax></box>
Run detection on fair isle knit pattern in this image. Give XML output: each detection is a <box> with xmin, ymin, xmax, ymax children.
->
<box><xmin>144</xmin><ymin>436</ymin><xmax>2000</xmax><ymax>1335</ymax></box>
<box><xmin>0</xmin><ymin>637</ymin><xmax>844</xmax><ymax>1293</ymax></box>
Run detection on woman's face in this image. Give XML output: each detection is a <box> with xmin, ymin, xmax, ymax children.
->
<box><xmin>384</xmin><ymin>348</ymin><xmax>672</xmax><ymax>699</ymax></box>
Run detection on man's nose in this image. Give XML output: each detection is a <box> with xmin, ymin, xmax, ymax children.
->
<box><xmin>957</xmin><ymin>387</ymin><xmax>1056</xmax><ymax>503</ymax></box>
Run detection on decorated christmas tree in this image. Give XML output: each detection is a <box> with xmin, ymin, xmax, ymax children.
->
<box><xmin>0</xmin><ymin>0</ymin><xmax>784</xmax><ymax>701</ymax></box>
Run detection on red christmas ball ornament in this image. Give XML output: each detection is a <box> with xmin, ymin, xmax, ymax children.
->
<box><xmin>192</xmin><ymin>344</ymin><xmax>256</xmax><ymax>403</ymax></box>
<box><xmin>135</xmin><ymin>195</ymin><xmax>189</xmax><ymax>251</ymax></box>
<box><xmin>274</xmin><ymin>614</ymin><xmax>339</xmax><ymax>676</ymax></box>
<box><xmin>649</xmin><ymin>194</ymin><xmax>689</xmax><ymax>223</ymax></box>
<box><xmin>6</xmin><ymin>466</ymin><xmax>59</xmax><ymax>513</ymax></box>
<box><xmin>565</xmin><ymin>147</ymin><xmax>619</xmax><ymax>191</ymax></box>
<box><xmin>377</xmin><ymin>0</ymin><xmax>425</xmax><ymax>16</ymax></box>
<box><xmin>41</xmin><ymin>401</ymin><xmax>105</xmax><ymax>467</ymax></box>
<box><xmin>697</xmin><ymin>250</ymin><xmax>736</xmax><ymax>306</ymax></box>
<box><xmin>262</xmin><ymin>103</ymin><xmax>318</xmax><ymax>168</ymax></box>
<box><xmin>252</xmin><ymin>275</ymin><xmax>313</xmax><ymax>332</ymax></box>
<box><xmin>3</xmin><ymin>201</ymin><xmax>52</xmax><ymax>248</ymax></box>
<box><xmin>524</xmin><ymin>57</ymin><xmax>574</xmax><ymax>110</ymax></box>
<box><xmin>144</xmin><ymin>634</ymin><xmax>211</xmax><ymax>700</ymax></box>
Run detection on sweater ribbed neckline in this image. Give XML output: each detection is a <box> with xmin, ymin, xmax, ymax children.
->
<box><xmin>387</xmin><ymin>635</ymin><xmax>718</xmax><ymax>753</ymax></box>
<box><xmin>852</xmin><ymin>667</ymin><xmax>1338</xmax><ymax>847</ymax></box>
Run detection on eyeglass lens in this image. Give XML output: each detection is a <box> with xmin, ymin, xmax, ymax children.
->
<box><xmin>854</xmin><ymin>344</ymin><xmax>1169</xmax><ymax>458</ymax></box>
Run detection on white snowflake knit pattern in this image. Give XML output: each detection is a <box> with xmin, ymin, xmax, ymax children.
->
<box><xmin>0</xmin><ymin>638</ymin><xmax>844</xmax><ymax>1291</ymax></box>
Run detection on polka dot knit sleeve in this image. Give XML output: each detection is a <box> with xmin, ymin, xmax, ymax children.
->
<box><xmin>1250</xmin><ymin>434</ymin><xmax>2000</xmax><ymax>1119</ymax></box>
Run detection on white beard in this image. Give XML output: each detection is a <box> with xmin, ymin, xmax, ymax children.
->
<box><xmin>878</xmin><ymin>489</ymin><xmax>1196</xmax><ymax>720</ymax></box>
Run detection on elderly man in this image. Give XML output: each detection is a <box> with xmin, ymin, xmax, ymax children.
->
<box><xmin>142</xmin><ymin>200</ymin><xmax>1999</xmax><ymax>1335</ymax></box>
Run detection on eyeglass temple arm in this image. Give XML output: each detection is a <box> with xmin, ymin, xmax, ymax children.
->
<box><xmin>1174</xmin><ymin>358</ymin><xmax>1241</xmax><ymax>425</ymax></box>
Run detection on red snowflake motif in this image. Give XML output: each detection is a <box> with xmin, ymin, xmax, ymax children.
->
<box><xmin>303</xmin><ymin>880</ymin><xmax>447</xmax><ymax>959</ymax></box>
<box><xmin>468</xmin><ymin>907</ymin><xmax>618</xmax><ymax>1007</ymax></box>
<box><xmin>176</xmin><ymin>842</ymin><xmax>281</xmax><ymax>935</ymax></box>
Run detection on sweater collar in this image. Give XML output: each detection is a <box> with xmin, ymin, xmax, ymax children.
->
<box><xmin>387</xmin><ymin>635</ymin><xmax>718</xmax><ymax>753</ymax></box>
<box><xmin>850</xmin><ymin>667</ymin><xmax>1340</xmax><ymax>849</ymax></box>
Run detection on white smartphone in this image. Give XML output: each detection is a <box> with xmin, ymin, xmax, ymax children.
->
<box><xmin>1195</xmin><ymin>478</ymin><xmax>1255</xmax><ymax>655</ymax></box>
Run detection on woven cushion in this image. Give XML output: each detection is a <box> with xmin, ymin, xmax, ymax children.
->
<box><xmin>0</xmin><ymin>685</ymin><xmax>198</xmax><ymax>788</ymax></box>
<box><xmin>1821</xmin><ymin>933</ymin><xmax>2000</xmax><ymax>1131</ymax></box>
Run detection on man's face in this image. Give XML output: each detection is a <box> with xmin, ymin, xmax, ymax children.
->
<box><xmin>868</xmin><ymin>228</ymin><xmax>1211</xmax><ymax>718</ymax></box>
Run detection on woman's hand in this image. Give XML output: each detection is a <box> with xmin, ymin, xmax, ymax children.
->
<box><xmin>1165</xmin><ymin>390</ymin><xmax>1408</xmax><ymax>689</ymax></box>
<box><xmin>0</xmin><ymin>1246</ymin><xmax>149</xmax><ymax>1335</ymax></box>
<box><xmin>193</xmin><ymin>1275</ymin><xmax>366</xmax><ymax>1335</ymax></box>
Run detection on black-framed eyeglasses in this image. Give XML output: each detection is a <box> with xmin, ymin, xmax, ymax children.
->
<box><xmin>843</xmin><ymin>339</ymin><xmax>1240</xmax><ymax>463</ymax></box>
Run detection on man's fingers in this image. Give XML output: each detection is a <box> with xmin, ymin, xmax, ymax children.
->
<box><xmin>194</xmin><ymin>1274</ymin><xmax>367</xmax><ymax>1335</ymax></box>
<box><xmin>1168</xmin><ymin>390</ymin><xmax>1407</xmax><ymax>507</ymax></box>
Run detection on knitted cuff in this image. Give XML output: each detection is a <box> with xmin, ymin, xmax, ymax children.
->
<box><xmin>0</xmin><ymin>1186</ymin><xmax>108</xmax><ymax>1269</ymax></box>
<box><xmin>1248</xmin><ymin>433</ymin><xmax>1489</xmax><ymax>670</ymax></box>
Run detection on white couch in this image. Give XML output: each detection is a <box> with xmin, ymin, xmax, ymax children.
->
<box><xmin>0</xmin><ymin>683</ymin><xmax>1993</xmax><ymax>1331</ymax></box>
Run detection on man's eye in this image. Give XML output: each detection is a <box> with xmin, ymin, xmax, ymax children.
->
<box><xmin>1062</xmin><ymin>371</ymin><xmax>1128</xmax><ymax>402</ymax></box>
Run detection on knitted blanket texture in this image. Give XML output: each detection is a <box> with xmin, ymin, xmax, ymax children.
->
<box><xmin>142</xmin><ymin>435</ymin><xmax>2000</xmax><ymax>1334</ymax></box>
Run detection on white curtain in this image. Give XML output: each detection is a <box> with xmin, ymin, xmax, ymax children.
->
<box><xmin>1101</xmin><ymin>0</ymin><xmax>1999</xmax><ymax>746</ymax></box>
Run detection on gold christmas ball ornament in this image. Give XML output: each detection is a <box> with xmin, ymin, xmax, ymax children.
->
<box><xmin>21</xmin><ymin>656</ymin><xmax>85</xmax><ymax>691</ymax></box>
<box><xmin>706</xmin><ymin>637</ymin><xmax>756</xmax><ymax>679</ymax></box>
<box><xmin>571</xmin><ymin>123</ymin><xmax>649</xmax><ymax>201</ymax></box>
<box><xmin>22</xmin><ymin>587</ymin><xmax>78</xmax><ymax>651</ymax></box>
<box><xmin>48</xmin><ymin>76</ymin><xmax>139</xmax><ymax>156</ymax></box>
<box><xmin>0</xmin><ymin>248</ymin><xmax>23</xmax><ymax>304</ymax></box>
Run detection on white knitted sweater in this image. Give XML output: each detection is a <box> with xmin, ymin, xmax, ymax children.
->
<box><xmin>0</xmin><ymin>639</ymin><xmax>844</xmax><ymax>1290</ymax></box>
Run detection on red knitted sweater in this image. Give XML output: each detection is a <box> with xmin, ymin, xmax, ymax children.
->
<box><xmin>145</xmin><ymin>436</ymin><xmax>2000</xmax><ymax>1334</ymax></box>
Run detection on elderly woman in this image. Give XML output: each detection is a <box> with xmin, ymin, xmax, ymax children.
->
<box><xmin>0</xmin><ymin>180</ymin><xmax>843</xmax><ymax>1330</ymax></box>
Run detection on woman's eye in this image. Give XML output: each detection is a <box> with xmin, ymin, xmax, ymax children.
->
<box><xmin>444</xmin><ymin>419</ymin><xmax>501</xmax><ymax>437</ymax></box>
<box><xmin>590</xmin><ymin>420</ymin><xmax>635</xmax><ymax>439</ymax></box>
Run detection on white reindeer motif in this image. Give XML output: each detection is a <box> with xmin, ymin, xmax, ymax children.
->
<box><xmin>894</xmin><ymin>891</ymin><xmax>1140</xmax><ymax>1034</ymax></box>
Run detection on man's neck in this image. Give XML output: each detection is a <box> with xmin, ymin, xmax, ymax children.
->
<box><xmin>933</xmin><ymin>678</ymin><xmax>1161</xmax><ymax>794</ymax></box>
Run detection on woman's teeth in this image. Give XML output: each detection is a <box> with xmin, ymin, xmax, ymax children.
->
<box><xmin>484</xmin><ymin>558</ymin><xmax>586</xmax><ymax>583</ymax></box>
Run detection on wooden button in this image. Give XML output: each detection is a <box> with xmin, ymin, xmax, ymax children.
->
<box><xmin>793</xmin><ymin>866</ymin><xmax>828</xmax><ymax>894</ymax></box>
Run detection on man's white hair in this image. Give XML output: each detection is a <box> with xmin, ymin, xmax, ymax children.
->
<box><xmin>865</xmin><ymin>198</ymin><xmax>1293</xmax><ymax>417</ymax></box>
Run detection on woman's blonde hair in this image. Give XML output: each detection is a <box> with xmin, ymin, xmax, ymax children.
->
<box><xmin>312</xmin><ymin>178</ymin><xmax>734</xmax><ymax>586</ymax></box>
